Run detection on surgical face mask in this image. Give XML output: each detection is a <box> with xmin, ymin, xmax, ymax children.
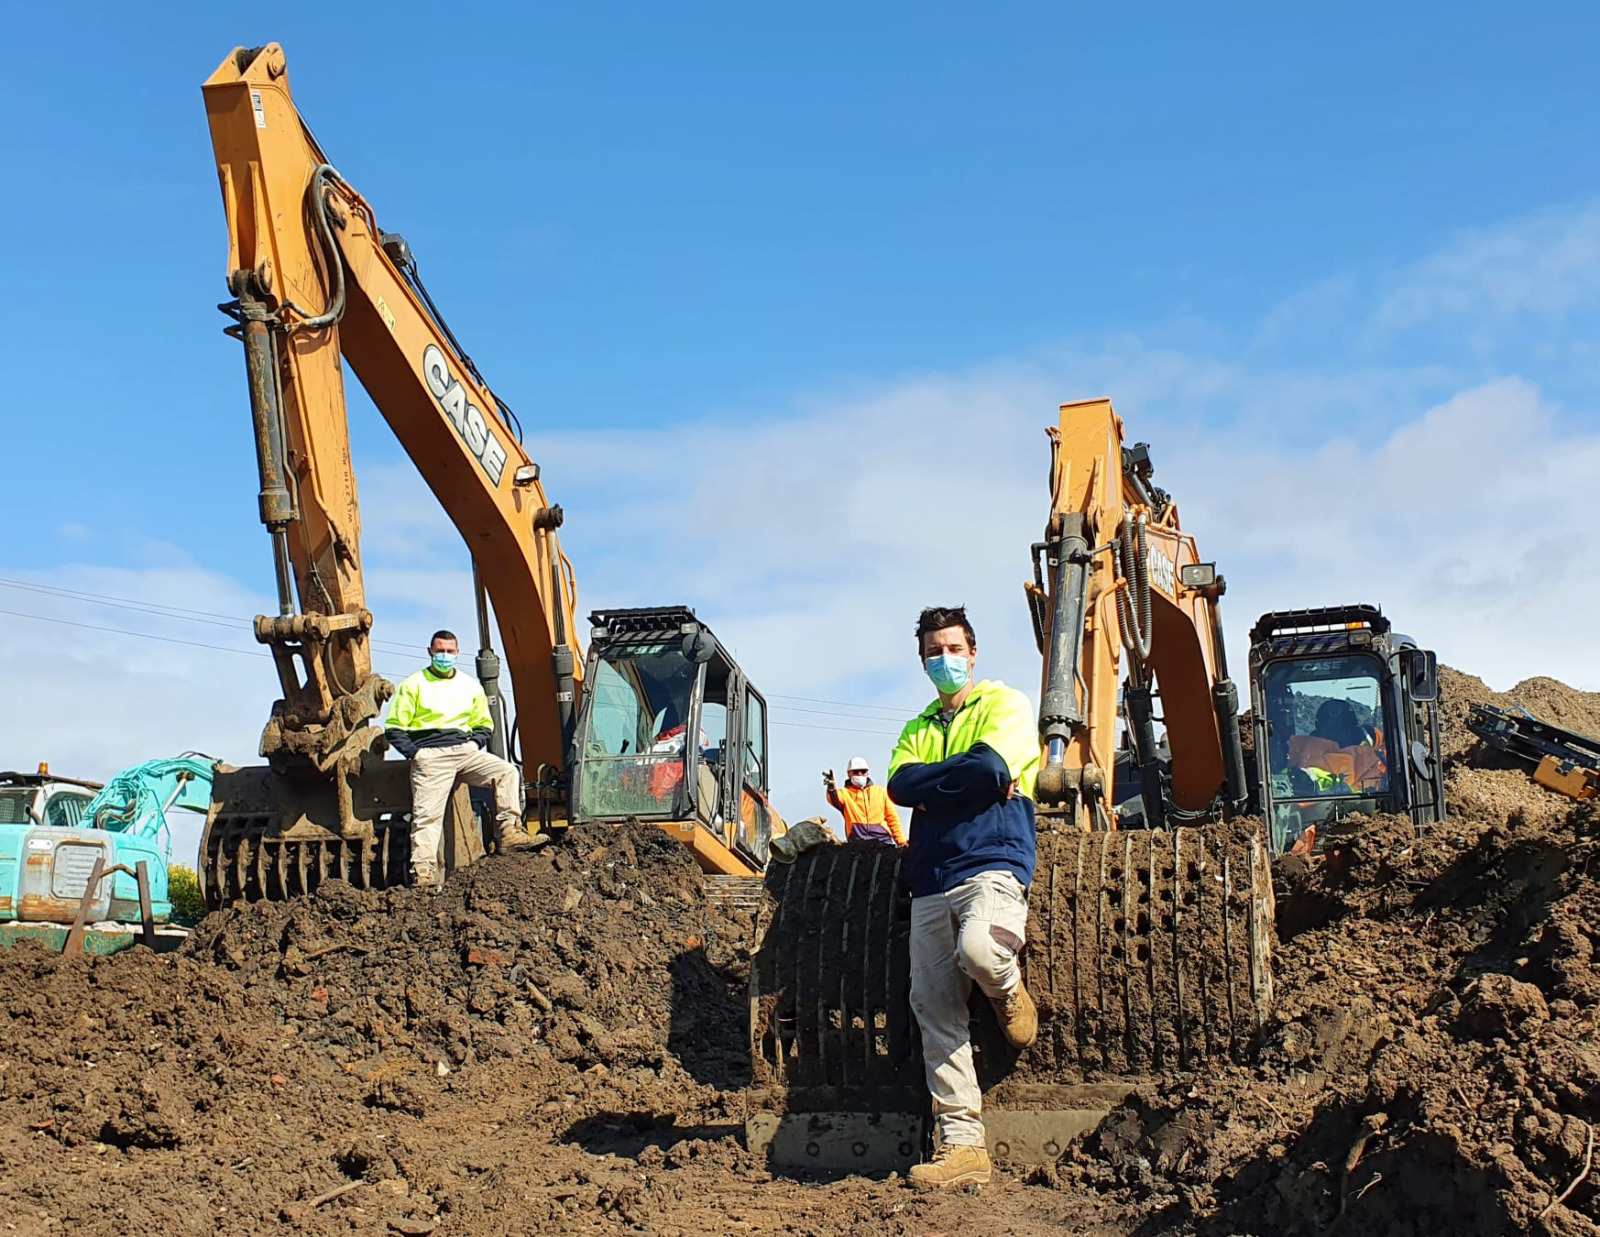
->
<box><xmin>849</xmin><ymin>774</ymin><xmax>868</xmax><ymax>789</ymax></box>
<box><xmin>431</xmin><ymin>651</ymin><xmax>457</xmax><ymax>673</ymax></box>
<box><xmin>924</xmin><ymin>652</ymin><xmax>970</xmax><ymax>695</ymax></box>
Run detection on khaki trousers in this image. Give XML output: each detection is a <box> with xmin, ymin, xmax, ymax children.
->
<box><xmin>409</xmin><ymin>741</ymin><xmax>521</xmax><ymax>873</ymax></box>
<box><xmin>908</xmin><ymin>870</ymin><xmax>1029</xmax><ymax>1147</ymax></box>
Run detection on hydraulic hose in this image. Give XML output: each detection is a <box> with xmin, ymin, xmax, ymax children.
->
<box><xmin>280</xmin><ymin>164</ymin><xmax>349</xmax><ymax>329</ymax></box>
<box><xmin>1113</xmin><ymin>513</ymin><xmax>1155</xmax><ymax>664</ymax></box>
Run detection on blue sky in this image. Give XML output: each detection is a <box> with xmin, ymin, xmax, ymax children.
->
<box><xmin>3</xmin><ymin>3</ymin><xmax>1600</xmax><ymax>855</ymax></box>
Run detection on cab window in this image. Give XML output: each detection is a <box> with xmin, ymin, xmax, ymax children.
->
<box><xmin>44</xmin><ymin>792</ymin><xmax>90</xmax><ymax>828</ymax></box>
<box><xmin>743</xmin><ymin>691</ymin><xmax>768</xmax><ymax>789</ymax></box>
<box><xmin>1262</xmin><ymin>655</ymin><xmax>1388</xmax><ymax>795</ymax></box>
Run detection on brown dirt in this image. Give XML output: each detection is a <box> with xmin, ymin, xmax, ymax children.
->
<box><xmin>7</xmin><ymin>666</ymin><xmax>1600</xmax><ymax>1236</ymax></box>
<box><xmin>1028</xmin><ymin>668</ymin><xmax>1600</xmax><ymax>1234</ymax></box>
<box><xmin>0</xmin><ymin>829</ymin><xmax>1113</xmax><ymax>1236</ymax></box>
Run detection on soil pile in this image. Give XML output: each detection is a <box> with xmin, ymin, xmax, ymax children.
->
<box><xmin>9</xmin><ymin>666</ymin><xmax>1600</xmax><ymax>1235</ymax></box>
<box><xmin>1438</xmin><ymin>666</ymin><xmax>1600</xmax><ymax>764</ymax></box>
<box><xmin>0</xmin><ymin>831</ymin><xmax>773</xmax><ymax>1236</ymax></box>
<box><xmin>1036</xmin><ymin>668</ymin><xmax>1600</xmax><ymax>1234</ymax></box>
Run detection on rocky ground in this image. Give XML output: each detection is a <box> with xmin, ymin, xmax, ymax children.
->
<box><xmin>3</xmin><ymin>666</ymin><xmax>1600</xmax><ymax>1235</ymax></box>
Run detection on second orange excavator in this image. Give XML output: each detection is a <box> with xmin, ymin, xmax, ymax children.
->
<box><xmin>749</xmin><ymin>397</ymin><xmax>1275</xmax><ymax>1172</ymax></box>
<box><xmin>747</xmin><ymin>396</ymin><xmax>1448</xmax><ymax>1172</ymax></box>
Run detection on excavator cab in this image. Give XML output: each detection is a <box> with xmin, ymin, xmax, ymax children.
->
<box><xmin>1248</xmin><ymin>606</ymin><xmax>1445</xmax><ymax>855</ymax></box>
<box><xmin>569</xmin><ymin>607</ymin><xmax>780</xmax><ymax>873</ymax></box>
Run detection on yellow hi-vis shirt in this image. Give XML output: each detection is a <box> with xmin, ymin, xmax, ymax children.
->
<box><xmin>387</xmin><ymin>667</ymin><xmax>493</xmax><ymax>734</ymax></box>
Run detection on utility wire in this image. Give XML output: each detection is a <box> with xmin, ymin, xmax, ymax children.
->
<box><xmin>0</xmin><ymin>608</ymin><xmax>415</xmax><ymax>682</ymax></box>
<box><xmin>772</xmin><ymin>719</ymin><xmax>904</xmax><ymax>737</ymax></box>
<box><xmin>0</xmin><ymin>577</ymin><xmax>431</xmax><ymax>659</ymax></box>
<box><xmin>0</xmin><ymin>579</ymin><xmax>927</xmax><ymax>721</ymax></box>
<box><xmin>0</xmin><ymin>609</ymin><xmax>901</xmax><ymax>739</ymax></box>
<box><xmin>768</xmin><ymin>691</ymin><xmax>922</xmax><ymax>716</ymax></box>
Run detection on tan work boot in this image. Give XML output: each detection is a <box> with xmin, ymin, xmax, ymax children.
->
<box><xmin>909</xmin><ymin>1143</ymin><xmax>992</xmax><ymax>1190</ymax></box>
<box><xmin>497</xmin><ymin>822</ymin><xmax>544</xmax><ymax>852</ymax></box>
<box><xmin>992</xmin><ymin>981</ymin><xmax>1038</xmax><ymax>1049</ymax></box>
<box><xmin>412</xmin><ymin>864</ymin><xmax>444</xmax><ymax>894</ymax></box>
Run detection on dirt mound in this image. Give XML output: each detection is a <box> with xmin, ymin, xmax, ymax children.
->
<box><xmin>12</xmin><ymin>665</ymin><xmax>1600</xmax><ymax>1236</ymax></box>
<box><xmin>1040</xmin><ymin>789</ymin><xmax>1600</xmax><ymax>1234</ymax></box>
<box><xmin>0</xmin><ymin>829</ymin><xmax>774</xmax><ymax>1236</ymax></box>
<box><xmin>1439</xmin><ymin>665</ymin><xmax>1600</xmax><ymax>765</ymax></box>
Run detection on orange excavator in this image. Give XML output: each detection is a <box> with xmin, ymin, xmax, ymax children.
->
<box><xmin>749</xmin><ymin>397</ymin><xmax>1274</xmax><ymax>1172</ymax></box>
<box><xmin>197</xmin><ymin>45</ymin><xmax>783</xmax><ymax>908</ymax></box>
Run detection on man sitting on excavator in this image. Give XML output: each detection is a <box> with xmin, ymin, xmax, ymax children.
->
<box><xmin>384</xmin><ymin>630</ymin><xmax>540</xmax><ymax>890</ymax></box>
<box><xmin>887</xmin><ymin>605</ymin><xmax>1040</xmax><ymax>1190</ymax></box>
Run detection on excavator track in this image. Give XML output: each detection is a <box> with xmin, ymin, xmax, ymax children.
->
<box><xmin>747</xmin><ymin>824</ymin><xmax>1274</xmax><ymax>1171</ymax></box>
<box><xmin>199</xmin><ymin>762</ymin><xmax>480</xmax><ymax>910</ymax></box>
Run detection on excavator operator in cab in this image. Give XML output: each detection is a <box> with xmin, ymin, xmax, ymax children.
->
<box><xmin>384</xmin><ymin>630</ymin><xmax>540</xmax><ymax>890</ymax></box>
<box><xmin>1288</xmin><ymin>697</ymin><xmax>1387</xmax><ymax>796</ymax></box>
<box><xmin>887</xmin><ymin>605</ymin><xmax>1040</xmax><ymax>1190</ymax></box>
<box><xmin>823</xmin><ymin>756</ymin><xmax>905</xmax><ymax>845</ymax></box>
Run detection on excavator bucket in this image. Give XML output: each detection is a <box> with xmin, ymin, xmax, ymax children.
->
<box><xmin>199</xmin><ymin>759</ymin><xmax>484</xmax><ymax>909</ymax></box>
<box><xmin>747</xmin><ymin>823</ymin><xmax>1274</xmax><ymax>1173</ymax></box>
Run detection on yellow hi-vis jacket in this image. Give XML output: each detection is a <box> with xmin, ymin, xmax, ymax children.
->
<box><xmin>384</xmin><ymin>667</ymin><xmax>494</xmax><ymax>756</ymax></box>
<box><xmin>887</xmin><ymin>678</ymin><xmax>1039</xmax><ymax>896</ymax></box>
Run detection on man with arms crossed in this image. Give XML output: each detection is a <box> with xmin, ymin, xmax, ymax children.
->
<box><xmin>888</xmin><ymin>605</ymin><xmax>1039</xmax><ymax>1189</ymax></box>
<box><xmin>385</xmin><ymin>630</ymin><xmax>539</xmax><ymax>890</ymax></box>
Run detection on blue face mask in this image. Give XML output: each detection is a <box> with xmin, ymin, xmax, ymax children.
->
<box><xmin>925</xmin><ymin>653</ymin><xmax>970</xmax><ymax>695</ymax></box>
<box><xmin>431</xmin><ymin>651</ymin><xmax>457</xmax><ymax>673</ymax></box>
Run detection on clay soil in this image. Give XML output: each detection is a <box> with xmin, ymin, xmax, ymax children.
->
<box><xmin>4</xmin><ymin>666</ymin><xmax>1600</xmax><ymax>1235</ymax></box>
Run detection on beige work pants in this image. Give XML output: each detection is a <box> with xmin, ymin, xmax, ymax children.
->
<box><xmin>908</xmin><ymin>870</ymin><xmax>1029</xmax><ymax>1147</ymax></box>
<box><xmin>409</xmin><ymin>741</ymin><xmax>521</xmax><ymax>873</ymax></box>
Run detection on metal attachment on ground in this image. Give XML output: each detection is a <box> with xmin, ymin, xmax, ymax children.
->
<box><xmin>63</xmin><ymin>858</ymin><xmax>156</xmax><ymax>957</ymax></box>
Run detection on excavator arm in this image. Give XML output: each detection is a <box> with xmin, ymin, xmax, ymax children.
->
<box><xmin>198</xmin><ymin>45</ymin><xmax>580</xmax><ymax>903</ymax></box>
<box><xmin>203</xmin><ymin>44</ymin><xmax>581</xmax><ymax>774</ymax></box>
<box><xmin>1030</xmin><ymin>398</ymin><xmax>1247</xmax><ymax>832</ymax></box>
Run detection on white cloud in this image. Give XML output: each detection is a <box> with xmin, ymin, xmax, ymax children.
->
<box><xmin>1372</xmin><ymin>199</ymin><xmax>1600</xmax><ymax>332</ymax></box>
<box><xmin>11</xmin><ymin>197</ymin><xmax>1600</xmax><ymax>851</ymax></box>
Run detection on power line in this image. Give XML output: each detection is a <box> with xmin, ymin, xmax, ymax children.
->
<box><xmin>772</xmin><ymin>719</ymin><xmax>904</xmax><ymax>737</ymax></box>
<box><xmin>0</xmin><ymin>577</ymin><xmax>933</xmax><ymax>722</ymax></box>
<box><xmin>0</xmin><ymin>608</ymin><xmax>415</xmax><ymax>682</ymax></box>
<box><xmin>0</xmin><ymin>577</ymin><xmax>425</xmax><ymax>658</ymax></box>
<box><xmin>768</xmin><ymin>691</ymin><xmax>921</xmax><ymax>716</ymax></box>
<box><xmin>769</xmin><ymin>702</ymin><xmax>910</xmax><ymax>725</ymax></box>
<box><xmin>0</xmin><ymin>609</ymin><xmax>909</xmax><ymax>740</ymax></box>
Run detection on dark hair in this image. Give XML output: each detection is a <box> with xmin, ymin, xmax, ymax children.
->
<box><xmin>915</xmin><ymin>606</ymin><xmax>976</xmax><ymax>657</ymax></box>
<box><xmin>429</xmin><ymin>630</ymin><xmax>458</xmax><ymax>648</ymax></box>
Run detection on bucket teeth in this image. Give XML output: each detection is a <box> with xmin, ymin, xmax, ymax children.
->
<box><xmin>201</xmin><ymin>819</ymin><xmax>409</xmax><ymax>910</ymax></box>
<box><xmin>198</xmin><ymin>762</ymin><xmax>414</xmax><ymax>908</ymax></box>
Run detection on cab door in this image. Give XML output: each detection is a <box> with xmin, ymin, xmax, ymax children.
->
<box><xmin>734</xmin><ymin>682</ymin><xmax>775</xmax><ymax>864</ymax></box>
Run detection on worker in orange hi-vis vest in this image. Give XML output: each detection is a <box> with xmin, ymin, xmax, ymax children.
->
<box><xmin>823</xmin><ymin>756</ymin><xmax>906</xmax><ymax>845</ymax></box>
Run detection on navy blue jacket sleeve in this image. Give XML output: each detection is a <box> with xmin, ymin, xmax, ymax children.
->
<box><xmin>887</xmin><ymin>743</ymin><xmax>1010</xmax><ymax>817</ymax></box>
<box><xmin>384</xmin><ymin>728</ymin><xmax>418</xmax><ymax>759</ymax></box>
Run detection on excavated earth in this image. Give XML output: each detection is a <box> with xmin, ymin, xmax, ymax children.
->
<box><xmin>4</xmin><ymin>666</ymin><xmax>1600</xmax><ymax>1235</ymax></box>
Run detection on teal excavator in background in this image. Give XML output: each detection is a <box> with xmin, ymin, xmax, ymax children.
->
<box><xmin>0</xmin><ymin>756</ymin><xmax>215</xmax><ymax>950</ymax></box>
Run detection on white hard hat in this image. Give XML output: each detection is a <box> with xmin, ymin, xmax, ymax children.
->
<box><xmin>847</xmin><ymin>756</ymin><xmax>869</xmax><ymax>772</ymax></box>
